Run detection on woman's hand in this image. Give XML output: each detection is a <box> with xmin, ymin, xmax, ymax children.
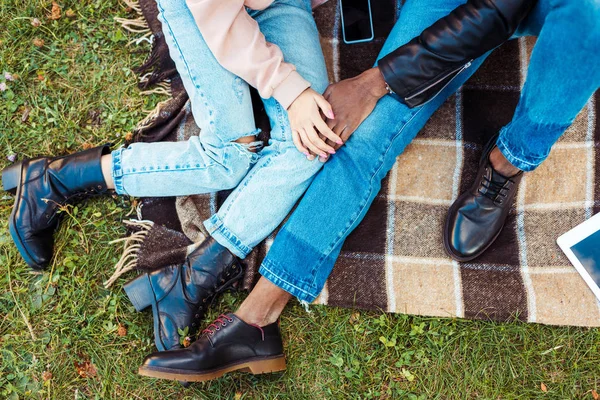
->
<box><xmin>323</xmin><ymin>67</ymin><xmax>388</xmax><ymax>152</ymax></box>
<box><xmin>288</xmin><ymin>88</ymin><xmax>342</xmax><ymax>160</ymax></box>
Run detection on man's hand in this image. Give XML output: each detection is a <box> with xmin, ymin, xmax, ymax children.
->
<box><xmin>288</xmin><ymin>88</ymin><xmax>342</xmax><ymax>160</ymax></box>
<box><xmin>322</xmin><ymin>67</ymin><xmax>388</xmax><ymax>156</ymax></box>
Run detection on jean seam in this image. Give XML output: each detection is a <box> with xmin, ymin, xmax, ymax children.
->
<box><xmin>205</xmin><ymin>215</ymin><xmax>252</xmax><ymax>258</ymax></box>
<box><xmin>156</xmin><ymin>0</ymin><xmax>214</xmax><ymax>129</ymax></box>
<box><xmin>121</xmin><ymin>164</ymin><xmax>218</xmax><ymax>176</ymax></box>
<box><xmin>308</xmin><ymin>107</ymin><xmax>424</xmax><ymax>288</ymax></box>
<box><xmin>496</xmin><ymin>136</ymin><xmax>545</xmax><ymax>168</ymax></box>
<box><xmin>260</xmin><ymin>263</ymin><xmax>318</xmax><ymax>300</ymax></box>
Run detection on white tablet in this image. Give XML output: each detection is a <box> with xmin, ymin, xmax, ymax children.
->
<box><xmin>557</xmin><ymin>212</ymin><xmax>600</xmax><ymax>302</ymax></box>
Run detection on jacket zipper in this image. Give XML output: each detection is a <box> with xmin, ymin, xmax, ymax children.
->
<box><xmin>404</xmin><ymin>60</ymin><xmax>473</xmax><ymax>104</ymax></box>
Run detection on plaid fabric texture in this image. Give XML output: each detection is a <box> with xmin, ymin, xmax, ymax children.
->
<box><xmin>307</xmin><ymin>2</ymin><xmax>600</xmax><ymax>326</ymax></box>
<box><xmin>126</xmin><ymin>0</ymin><xmax>600</xmax><ymax>327</ymax></box>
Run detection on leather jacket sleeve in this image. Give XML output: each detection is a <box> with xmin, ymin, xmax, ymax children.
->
<box><xmin>379</xmin><ymin>0</ymin><xmax>536</xmax><ymax>108</ymax></box>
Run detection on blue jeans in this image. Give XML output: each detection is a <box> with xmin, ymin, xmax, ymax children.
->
<box><xmin>260</xmin><ymin>0</ymin><xmax>600</xmax><ymax>302</ymax></box>
<box><xmin>111</xmin><ymin>0</ymin><xmax>329</xmax><ymax>258</ymax></box>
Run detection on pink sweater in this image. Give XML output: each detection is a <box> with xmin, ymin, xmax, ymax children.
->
<box><xmin>185</xmin><ymin>0</ymin><xmax>328</xmax><ymax>109</ymax></box>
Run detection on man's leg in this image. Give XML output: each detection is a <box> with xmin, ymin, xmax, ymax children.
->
<box><xmin>203</xmin><ymin>0</ymin><xmax>330</xmax><ymax>259</ymax></box>
<box><xmin>445</xmin><ymin>0</ymin><xmax>600</xmax><ymax>261</ymax></box>
<box><xmin>496</xmin><ymin>0</ymin><xmax>600</xmax><ymax>171</ymax></box>
<box><xmin>238</xmin><ymin>0</ymin><xmax>487</xmax><ymax>320</ymax></box>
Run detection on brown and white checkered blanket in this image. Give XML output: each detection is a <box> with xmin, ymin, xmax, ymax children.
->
<box><xmin>111</xmin><ymin>0</ymin><xmax>600</xmax><ymax>327</ymax></box>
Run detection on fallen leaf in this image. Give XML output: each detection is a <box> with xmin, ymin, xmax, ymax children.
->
<box><xmin>124</xmin><ymin>132</ymin><xmax>134</xmax><ymax>142</ymax></box>
<box><xmin>32</xmin><ymin>38</ymin><xmax>45</xmax><ymax>47</ymax></box>
<box><xmin>74</xmin><ymin>359</ymin><xmax>97</xmax><ymax>378</ymax></box>
<box><xmin>66</xmin><ymin>8</ymin><xmax>76</xmax><ymax>18</ymax></box>
<box><xmin>349</xmin><ymin>311</ymin><xmax>360</xmax><ymax>324</ymax></box>
<box><xmin>31</xmin><ymin>17</ymin><xmax>41</xmax><ymax>27</ymax></box>
<box><xmin>82</xmin><ymin>142</ymin><xmax>93</xmax><ymax>150</ymax></box>
<box><xmin>49</xmin><ymin>2</ymin><xmax>61</xmax><ymax>20</ymax></box>
<box><xmin>183</xmin><ymin>336</ymin><xmax>191</xmax><ymax>348</ymax></box>
<box><xmin>117</xmin><ymin>324</ymin><xmax>127</xmax><ymax>337</ymax></box>
<box><xmin>592</xmin><ymin>389</ymin><xmax>599</xmax><ymax>400</ymax></box>
<box><xmin>21</xmin><ymin>106</ymin><xmax>31</xmax><ymax>122</ymax></box>
<box><xmin>42</xmin><ymin>371</ymin><xmax>52</xmax><ymax>382</ymax></box>
<box><xmin>234</xmin><ymin>393</ymin><xmax>242</xmax><ymax>400</ymax></box>
<box><xmin>541</xmin><ymin>383</ymin><xmax>548</xmax><ymax>392</ymax></box>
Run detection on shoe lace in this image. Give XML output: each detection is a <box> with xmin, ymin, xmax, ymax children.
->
<box><xmin>202</xmin><ymin>314</ymin><xmax>234</xmax><ymax>336</ymax></box>
<box><xmin>478</xmin><ymin>172</ymin><xmax>509</xmax><ymax>203</ymax></box>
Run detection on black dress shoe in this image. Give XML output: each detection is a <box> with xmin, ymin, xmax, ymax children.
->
<box><xmin>138</xmin><ymin>313</ymin><xmax>286</xmax><ymax>382</ymax></box>
<box><xmin>444</xmin><ymin>137</ymin><xmax>523</xmax><ymax>262</ymax></box>
<box><xmin>123</xmin><ymin>237</ymin><xmax>244</xmax><ymax>351</ymax></box>
<box><xmin>2</xmin><ymin>145</ymin><xmax>111</xmax><ymax>270</ymax></box>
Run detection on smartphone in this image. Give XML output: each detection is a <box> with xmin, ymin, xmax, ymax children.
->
<box><xmin>340</xmin><ymin>0</ymin><xmax>374</xmax><ymax>44</ymax></box>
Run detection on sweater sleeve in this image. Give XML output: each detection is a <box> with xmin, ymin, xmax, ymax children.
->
<box><xmin>185</xmin><ymin>0</ymin><xmax>311</xmax><ymax>109</ymax></box>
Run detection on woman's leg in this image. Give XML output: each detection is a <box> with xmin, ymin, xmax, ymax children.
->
<box><xmin>110</xmin><ymin>0</ymin><xmax>261</xmax><ymax>197</ymax></box>
<box><xmin>203</xmin><ymin>0</ymin><xmax>330</xmax><ymax>258</ymax></box>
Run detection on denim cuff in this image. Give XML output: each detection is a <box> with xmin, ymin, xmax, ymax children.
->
<box><xmin>496</xmin><ymin>135</ymin><xmax>547</xmax><ymax>173</ymax></box>
<box><xmin>203</xmin><ymin>215</ymin><xmax>252</xmax><ymax>259</ymax></box>
<box><xmin>259</xmin><ymin>259</ymin><xmax>319</xmax><ymax>304</ymax></box>
<box><xmin>111</xmin><ymin>147</ymin><xmax>128</xmax><ymax>195</ymax></box>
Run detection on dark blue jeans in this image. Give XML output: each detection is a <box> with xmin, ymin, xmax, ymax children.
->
<box><xmin>259</xmin><ymin>0</ymin><xmax>600</xmax><ymax>303</ymax></box>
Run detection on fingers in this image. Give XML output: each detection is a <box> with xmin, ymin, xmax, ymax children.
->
<box><xmin>314</xmin><ymin>93</ymin><xmax>335</xmax><ymax>120</ymax></box>
<box><xmin>313</xmin><ymin>117</ymin><xmax>343</xmax><ymax>145</ymax></box>
<box><xmin>292</xmin><ymin>129</ymin><xmax>310</xmax><ymax>157</ymax></box>
<box><xmin>299</xmin><ymin>129</ymin><xmax>325</xmax><ymax>158</ymax></box>
<box><xmin>307</xmin><ymin>125</ymin><xmax>337</xmax><ymax>155</ymax></box>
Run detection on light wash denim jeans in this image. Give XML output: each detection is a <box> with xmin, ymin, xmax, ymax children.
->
<box><xmin>260</xmin><ymin>0</ymin><xmax>600</xmax><ymax>303</ymax></box>
<box><xmin>111</xmin><ymin>0</ymin><xmax>329</xmax><ymax>258</ymax></box>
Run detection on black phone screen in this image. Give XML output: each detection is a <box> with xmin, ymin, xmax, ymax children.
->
<box><xmin>341</xmin><ymin>0</ymin><xmax>373</xmax><ymax>43</ymax></box>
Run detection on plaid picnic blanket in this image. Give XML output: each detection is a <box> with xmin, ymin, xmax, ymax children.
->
<box><xmin>110</xmin><ymin>0</ymin><xmax>600</xmax><ymax>327</ymax></box>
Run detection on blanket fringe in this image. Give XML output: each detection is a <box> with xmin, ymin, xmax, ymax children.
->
<box><xmin>135</xmin><ymin>98</ymin><xmax>171</xmax><ymax>131</ymax></box>
<box><xmin>114</xmin><ymin>16</ymin><xmax>150</xmax><ymax>34</ymax></box>
<box><xmin>139</xmin><ymin>80</ymin><xmax>170</xmax><ymax>96</ymax></box>
<box><xmin>122</xmin><ymin>0</ymin><xmax>142</xmax><ymax>15</ymax></box>
<box><xmin>103</xmin><ymin>219</ymin><xmax>154</xmax><ymax>288</ymax></box>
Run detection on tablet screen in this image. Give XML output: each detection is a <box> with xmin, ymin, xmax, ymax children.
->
<box><xmin>570</xmin><ymin>229</ymin><xmax>600</xmax><ymax>287</ymax></box>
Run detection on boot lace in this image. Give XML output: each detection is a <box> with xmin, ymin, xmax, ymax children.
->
<box><xmin>202</xmin><ymin>314</ymin><xmax>234</xmax><ymax>336</ymax></box>
<box><xmin>190</xmin><ymin>263</ymin><xmax>242</xmax><ymax>329</ymax></box>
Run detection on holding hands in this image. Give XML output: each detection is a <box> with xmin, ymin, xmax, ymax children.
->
<box><xmin>287</xmin><ymin>88</ymin><xmax>342</xmax><ymax>160</ymax></box>
<box><xmin>289</xmin><ymin>67</ymin><xmax>389</xmax><ymax>161</ymax></box>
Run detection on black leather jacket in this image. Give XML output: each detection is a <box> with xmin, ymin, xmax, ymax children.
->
<box><xmin>379</xmin><ymin>0</ymin><xmax>536</xmax><ymax>108</ymax></box>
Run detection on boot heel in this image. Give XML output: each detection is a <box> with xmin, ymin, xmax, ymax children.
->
<box><xmin>245</xmin><ymin>356</ymin><xmax>286</xmax><ymax>375</ymax></box>
<box><xmin>123</xmin><ymin>274</ymin><xmax>154</xmax><ymax>312</ymax></box>
<box><xmin>2</xmin><ymin>161</ymin><xmax>23</xmax><ymax>195</ymax></box>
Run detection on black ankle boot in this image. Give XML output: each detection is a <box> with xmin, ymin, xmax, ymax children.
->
<box><xmin>2</xmin><ymin>145</ymin><xmax>111</xmax><ymax>270</ymax></box>
<box><xmin>138</xmin><ymin>313</ymin><xmax>285</xmax><ymax>383</ymax></box>
<box><xmin>444</xmin><ymin>136</ymin><xmax>523</xmax><ymax>261</ymax></box>
<box><xmin>123</xmin><ymin>237</ymin><xmax>244</xmax><ymax>351</ymax></box>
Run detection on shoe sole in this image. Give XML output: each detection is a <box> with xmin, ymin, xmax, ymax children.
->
<box><xmin>4</xmin><ymin>161</ymin><xmax>45</xmax><ymax>270</ymax></box>
<box><xmin>138</xmin><ymin>355</ymin><xmax>286</xmax><ymax>382</ymax></box>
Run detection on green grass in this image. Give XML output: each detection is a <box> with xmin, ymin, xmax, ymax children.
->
<box><xmin>1</xmin><ymin>1</ymin><xmax>600</xmax><ymax>399</ymax></box>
